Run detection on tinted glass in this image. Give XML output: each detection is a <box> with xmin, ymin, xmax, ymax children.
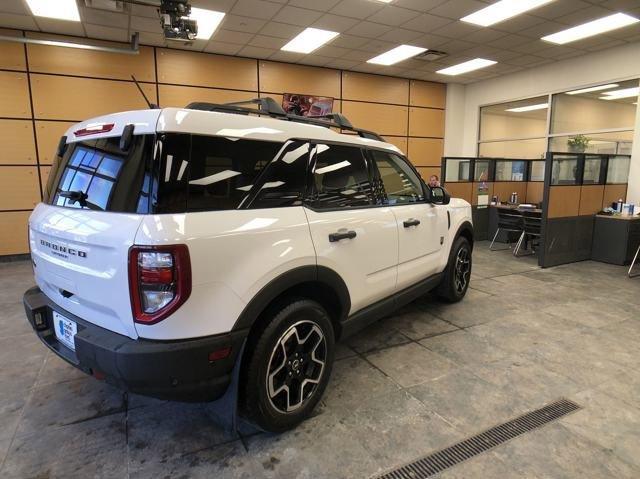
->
<box><xmin>371</xmin><ymin>150</ymin><xmax>424</xmax><ymax>205</ymax></box>
<box><xmin>495</xmin><ymin>160</ymin><xmax>526</xmax><ymax>181</ymax></box>
<box><xmin>444</xmin><ymin>158</ymin><xmax>471</xmax><ymax>182</ymax></box>
<box><xmin>46</xmin><ymin>134</ymin><xmax>153</xmax><ymax>213</ymax></box>
<box><xmin>152</xmin><ymin>133</ymin><xmax>190</xmax><ymax>213</ymax></box>
<box><xmin>606</xmin><ymin>156</ymin><xmax>631</xmax><ymax>184</ymax></box>
<box><xmin>307</xmin><ymin>143</ymin><xmax>373</xmax><ymax>209</ymax></box>
<box><xmin>583</xmin><ymin>156</ymin><xmax>603</xmax><ymax>184</ymax></box>
<box><xmin>551</xmin><ymin>155</ymin><xmax>579</xmax><ymax>185</ymax></box>
<box><xmin>250</xmin><ymin>141</ymin><xmax>309</xmax><ymax>209</ymax></box>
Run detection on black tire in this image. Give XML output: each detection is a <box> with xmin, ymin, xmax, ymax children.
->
<box><xmin>242</xmin><ymin>299</ymin><xmax>335</xmax><ymax>433</ymax></box>
<box><xmin>437</xmin><ymin>236</ymin><xmax>472</xmax><ymax>303</ymax></box>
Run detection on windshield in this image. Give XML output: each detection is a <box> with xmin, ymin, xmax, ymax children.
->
<box><xmin>45</xmin><ymin>134</ymin><xmax>155</xmax><ymax>213</ymax></box>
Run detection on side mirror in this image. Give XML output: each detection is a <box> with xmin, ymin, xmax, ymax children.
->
<box><xmin>430</xmin><ymin>186</ymin><xmax>451</xmax><ymax>205</ymax></box>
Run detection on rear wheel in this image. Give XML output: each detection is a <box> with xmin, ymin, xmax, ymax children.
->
<box><xmin>437</xmin><ymin>236</ymin><xmax>472</xmax><ymax>303</ymax></box>
<box><xmin>243</xmin><ymin>299</ymin><xmax>335</xmax><ymax>432</ymax></box>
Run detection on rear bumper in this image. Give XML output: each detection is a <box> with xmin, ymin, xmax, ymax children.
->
<box><xmin>23</xmin><ymin>286</ymin><xmax>248</xmax><ymax>402</ymax></box>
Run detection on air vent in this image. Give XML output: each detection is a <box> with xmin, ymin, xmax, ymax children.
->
<box><xmin>84</xmin><ymin>0</ymin><xmax>125</xmax><ymax>12</ymax></box>
<box><xmin>416</xmin><ymin>50</ymin><xmax>448</xmax><ymax>61</ymax></box>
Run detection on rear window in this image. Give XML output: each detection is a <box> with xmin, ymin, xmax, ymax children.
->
<box><xmin>46</xmin><ymin>134</ymin><xmax>154</xmax><ymax>213</ymax></box>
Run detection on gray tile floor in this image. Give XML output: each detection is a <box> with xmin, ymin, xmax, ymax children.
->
<box><xmin>1</xmin><ymin>243</ymin><xmax>640</xmax><ymax>478</ymax></box>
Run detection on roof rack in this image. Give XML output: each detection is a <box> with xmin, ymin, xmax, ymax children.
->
<box><xmin>185</xmin><ymin>97</ymin><xmax>384</xmax><ymax>142</ymax></box>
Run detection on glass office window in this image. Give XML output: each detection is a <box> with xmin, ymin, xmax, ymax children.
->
<box><xmin>551</xmin><ymin>155</ymin><xmax>579</xmax><ymax>185</ymax></box>
<box><xmin>444</xmin><ymin>159</ymin><xmax>471</xmax><ymax>182</ymax></box>
<box><xmin>551</xmin><ymin>79</ymin><xmax>638</xmax><ymax>134</ymax></box>
<box><xmin>495</xmin><ymin>160</ymin><xmax>526</xmax><ymax>181</ymax></box>
<box><xmin>474</xmin><ymin>160</ymin><xmax>490</xmax><ymax>181</ymax></box>
<box><xmin>478</xmin><ymin>138</ymin><xmax>547</xmax><ymax>159</ymax></box>
<box><xmin>548</xmin><ymin>130</ymin><xmax>634</xmax><ymax>155</ymax></box>
<box><xmin>480</xmin><ymin>96</ymin><xmax>548</xmax><ymax>141</ymax></box>
<box><xmin>583</xmin><ymin>156</ymin><xmax>604</xmax><ymax>184</ymax></box>
<box><xmin>606</xmin><ymin>156</ymin><xmax>631</xmax><ymax>184</ymax></box>
<box><xmin>529</xmin><ymin>161</ymin><xmax>545</xmax><ymax>181</ymax></box>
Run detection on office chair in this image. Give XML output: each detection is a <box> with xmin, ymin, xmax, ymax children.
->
<box><xmin>629</xmin><ymin>244</ymin><xmax>640</xmax><ymax>278</ymax></box>
<box><xmin>490</xmin><ymin>208</ymin><xmax>523</xmax><ymax>251</ymax></box>
<box><xmin>515</xmin><ymin>210</ymin><xmax>542</xmax><ymax>257</ymax></box>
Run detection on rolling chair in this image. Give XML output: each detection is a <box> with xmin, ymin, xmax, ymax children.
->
<box><xmin>514</xmin><ymin>210</ymin><xmax>542</xmax><ymax>257</ymax></box>
<box><xmin>490</xmin><ymin>208</ymin><xmax>523</xmax><ymax>251</ymax></box>
<box><xmin>629</xmin><ymin>244</ymin><xmax>640</xmax><ymax>278</ymax></box>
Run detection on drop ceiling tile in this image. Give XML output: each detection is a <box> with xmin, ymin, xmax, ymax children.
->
<box><xmin>486</xmin><ymin>49</ymin><xmax>523</xmax><ymax>62</ymax></box>
<box><xmin>411</xmin><ymin>33</ymin><xmax>452</xmax><ymax>49</ymax></box>
<box><xmin>0</xmin><ymin>13</ymin><xmax>38</xmax><ymax>30</ymax></box>
<box><xmin>0</xmin><ymin>0</ymin><xmax>28</xmax><ymax>15</ymax></box>
<box><xmin>85</xmin><ymin>24</ymin><xmax>129</xmax><ymax>42</ymax></box>
<box><xmin>510</xmin><ymin>40</ymin><xmax>555</xmax><ymax>55</ymax></box>
<box><xmin>272</xmin><ymin>6</ymin><xmax>323</xmax><ymax>26</ymax></box>
<box><xmin>138</xmin><ymin>31</ymin><xmax>166</xmax><ymax>46</ymax></box>
<box><xmin>258</xmin><ymin>22</ymin><xmax>304</xmax><ymax>39</ymax></box>
<box><xmin>346</xmin><ymin>21</ymin><xmax>393</xmax><ymax>39</ymax></box>
<box><xmin>393</xmin><ymin>0</ymin><xmax>449</xmax><ymax>11</ymax></box>
<box><xmin>330</xmin><ymin>34</ymin><xmax>370</xmax><ymax>49</ymax></box>
<box><xmin>401</xmin><ymin>13</ymin><xmax>452</xmax><ymax>32</ymax></box>
<box><xmin>366</xmin><ymin>6</ymin><xmax>421</xmax><ymax>26</ymax></box>
<box><xmin>239</xmin><ymin>45</ymin><xmax>276</xmax><ymax>59</ymax></box>
<box><xmin>429</xmin><ymin>0</ymin><xmax>490</xmax><ymax>20</ymax></box>
<box><xmin>213</xmin><ymin>29</ymin><xmax>254</xmax><ymax>44</ymax></box>
<box><xmin>600</xmin><ymin>0</ymin><xmax>640</xmax><ymax>9</ymax></box>
<box><xmin>330</xmin><ymin>0</ymin><xmax>385</xmax><ymax>20</ymax></box>
<box><xmin>606</xmin><ymin>22</ymin><xmax>640</xmax><ymax>40</ymax></box>
<box><xmin>314</xmin><ymin>44</ymin><xmax>351</xmax><ymax>58</ymax></box>
<box><xmin>554</xmin><ymin>49</ymin><xmax>588</xmax><ymax>60</ymax></box>
<box><xmin>532</xmin><ymin>0</ymin><xmax>593</xmax><ymax>20</ymax></box>
<box><xmin>298</xmin><ymin>54</ymin><xmax>334</xmax><ymax>66</ymax></box>
<box><xmin>248</xmin><ymin>34</ymin><xmax>287</xmax><ymax>49</ymax></box>
<box><xmin>204</xmin><ymin>41</ymin><xmax>243</xmax><ymax>55</ymax></box>
<box><xmin>491</xmin><ymin>14</ymin><xmax>547</xmax><ymax>34</ymax></box>
<box><xmin>312</xmin><ymin>13</ymin><xmax>360</xmax><ymax>32</ymax></box>
<box><xmin>461</xmin><ymin>28</ymin><xmax>507</xmax><ymax>44</ymax></box>
<box><xmin>461</xmin><ymin>45</ymin><xmax>503</xmax><ymax>58</ymax></box>
<box><xmin>356</xmin><ymin>39</ymin><xmax>398</xmax><ymax>53</ymax></box>
<box><xmin>350</xmin><ymin>62</ymin><xmax>385</xmax><ymax>74</ymax></box>
<box><xmin>324</xmin><ymin>58</ymin><xmax>361</xmax><ymax>69</ymax></box>
<box><xmin>166</xmin><ymin>39</ymin><xmax>208</xmax><ymax>52</ymax></box>
<box><xmin>437</xmin><ymin>39</ymin><xmax>475</xmax><ymax>53</ymax></box>
<box><xmin>431</xmin><ymin>20</ymin><xmax>481</xmax><ymax>38</ymax></box>
<box><xmin>518</xmin><ymin>21</ymin><xmax>570</xmax><ymax>39</ymax></box>
<box><xmin>268</xmin><ymin>50</ymin><xmax>306</xmax><ymax>62</ymax></box>
<box><xmin>221</xmin><ymin>15</ymin><xmax>267</xmax><ymax>33</ymax></box>
<box><xmin>131</xmin><ymin>15</ymin><xmax>162</xmax><ymax>33</ymax></box>
<box><xmin>504</xmin><ymin>54</ymin><xmax>547</xmax><ymax>66</ymax></box>
<box><xmin>80</xmin><ymin>7</ymin><xmax>129</xmax><ymax>28</ymax></box>
<box><xmin>231</xmin><ymin>0</ymin><xmax>283</xmax><ymax>20</ymax></box>
<box><xmin>585</xmin><ymin>39</ymin><xmax>627</xmax><ymax>51</ymax></box>
<box><xmin>130</xmin><ymin>4</ymin><xmax>157</xmax><ymax>18</ymax></box>
<box><xmin>289</xmin><ymin>0</ymin><xmax>341</xmax><ymax>10</ymax></box>
<box><xmin>190</xmin><ymin>0</ymin><xmax>237</xmax><ymax>11</ymax></box>
<box><xmin>556</xmin><ymin>5</ymin><xmax>613</xmax><ymax>26</ymax></box>
<box><xmin>378</xmin><ymin>28</ymin><xmax>423</xmax><ymax>43</ymax></box>
<box><xmin>489</xmin><ymin>34</ymin><xmax>533</xmax><ymax>48</ymax></box>
<box><xmin>340</xmin><ymin>49</ymin><xmax>376</xmax><ymax>61</ymax></box>
<box><xmin>35</xmin><ymin>18</ymin><xmax>86</xmax><ymax>36</ymax></box>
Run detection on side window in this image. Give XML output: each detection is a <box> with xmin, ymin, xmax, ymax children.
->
<box><xmin>307</xmin><ymin>143</ymin><xmax>374</xmax><ymax>209</ymax></box>
<box><xmin>250</xmin><ymin>141</ymin><xmax>309</xmax><ymax>209</ymax></box>
<box><xmin>153</xmin><ymin>133</ymin><xmax>190</xmax><ymax>214</ymax></box>
<box><xmin>371</xmin><ymin>150</ymin><xmax>424</xmax><ymax>205</ymax></box>
<box><xmin>187</xmin><ymin>136</ymin><xmax>283</xmax><ymax>212</ymax></box>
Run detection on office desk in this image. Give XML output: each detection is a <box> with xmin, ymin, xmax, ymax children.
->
<box><xmin>591</xmin><ymin>214</ymin><xmax>640</xmax><ymax>265</ymax></box>
<box><xmin>488</xmin><ymin>204</ymin><xmax>542</xmax><ymax>243</ymax></box>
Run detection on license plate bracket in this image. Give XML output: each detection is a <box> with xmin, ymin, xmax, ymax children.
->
<box><xmin>53</xmin><ymin>311</ymin><xmax>77</xmax><ymax>351</ymax></box>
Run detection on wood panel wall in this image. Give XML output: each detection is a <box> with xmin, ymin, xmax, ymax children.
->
<box><xmin>0</xmin><ymin>30</ymin><xmax>446</xmax><ymax>256</ymax></box>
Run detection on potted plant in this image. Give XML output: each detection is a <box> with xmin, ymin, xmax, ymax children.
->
<box><xmin>567</xmin><ymin>134</ymin><xmax>590</xmax><ymax>153</ymax></box>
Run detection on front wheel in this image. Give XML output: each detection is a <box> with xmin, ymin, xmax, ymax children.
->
<box><xmin>437</xmin><ymin>236</ymin><xmax>472</xmax><ymax>303</ymax></box>
<box><xmin>243</xmin><ymin>299</ymin><xmax>335</xmax><ymax>432</ymax></box>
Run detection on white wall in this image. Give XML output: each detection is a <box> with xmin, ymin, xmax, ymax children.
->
<box><xmin>444</xmin><ymin>41</ymin><xmax>640</xmax><ymax>204</ymax></box>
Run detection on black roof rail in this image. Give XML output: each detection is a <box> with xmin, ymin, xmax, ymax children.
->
<box><xmin>185</xmin><ymin>97</ymin><xmax>385</xmax><ymax>142</ymax></box>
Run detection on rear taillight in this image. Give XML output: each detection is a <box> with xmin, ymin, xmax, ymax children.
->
<box><xmin>128</xmin><ymin>245</ymin><xmax>191</xmax><ymax>325</ymax></box>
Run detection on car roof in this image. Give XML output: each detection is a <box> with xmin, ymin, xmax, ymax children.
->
<box><xmin>64</xmin><ymin>108</ymin><xmax>403</xmax><ymax>155</ymax></box>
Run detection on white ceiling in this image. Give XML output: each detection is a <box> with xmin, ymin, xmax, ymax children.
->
<box><xmin>1</xmin><ymin>0</ymin><xmax>640</xmax><ymax>84</ymax></box>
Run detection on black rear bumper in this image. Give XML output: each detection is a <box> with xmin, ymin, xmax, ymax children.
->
<box><xmin>23</xmin><ymin>286</ymin><xmax>248</xmax><ymax>402</ymax></box>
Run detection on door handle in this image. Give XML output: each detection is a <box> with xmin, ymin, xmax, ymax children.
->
<box><xmin>329</xmin><ymin>230</ymin><xmax>357</xmax><ymax>242</ymax></box>
<box><xmin>403</xmin><ymin>218</ymin><xmax>421</xmax><ymax>228</ymax></box>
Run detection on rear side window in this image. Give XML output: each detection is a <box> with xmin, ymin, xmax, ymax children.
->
<box><xmin>306</xmin><ymin>143</ymin><xmax>374</xmax><ymax>209</ymax></box>
<box><xmin>46</xmin><ymin>135</ymin><xmax>154</xmax><ymax>213</ymax></box>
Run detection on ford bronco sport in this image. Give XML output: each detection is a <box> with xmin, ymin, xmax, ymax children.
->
<box><xmin>23</xmin><ymin>98</ymin><xmax>473</xmax><ymax>432</ymax></box>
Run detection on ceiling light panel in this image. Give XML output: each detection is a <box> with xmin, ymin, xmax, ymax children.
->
<box><xmin>600</xmin><ymin>87</ymin><xmax>640</xmax><ymax>100</ymax></box>
<box><xmin>367</xmin><ymin>45</ymin><xmax>427</xmax><ymax>66</ymax></box>
<box><xmin>189</xmin><ymin>8</ymin><xmax>225</xmax><ymax>40</ymax></box>
<box><xmin>437</xmin><ymin>58</ymin><xmax>497</xmax><ymax>76</ymax></box>
<box><xmin>461</xmin><ymin>0</ymin><xmax>555</xmax><ymax>27</ymax></box>
<box><xmin>542</xmin><ymin>13</ymin><xmax>640</xmax><ymax>45</ymax></box>
<box><xmin>505</xmin><ymin>103</ymin><xmax>549</xmax><ymax>112</ymax></box>
<box><xmin>281</xmin><ymin>28</ymin><xmax>339</xmax><ymax>54</ymax></box>
<box><xmin>26</xmin><ymin>0</ymin><xmax>80</xmax><ymax>21</ymax></box>
<box><xmin>566</xmin><ymin>84</ymin><xmax>619</xmax><ymax>95</ymax></box>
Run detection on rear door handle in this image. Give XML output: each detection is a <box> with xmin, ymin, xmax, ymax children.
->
<box><xmin>403</xmin><ymin>218</ymin><xmax>421</xmax><ymax>228</ymax></box>
<box><xmin>329</xmin><ymin>230</ymin><xmax>357</xmax><ymax>242</ymax></box>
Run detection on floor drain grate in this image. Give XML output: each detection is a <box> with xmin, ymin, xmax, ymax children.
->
<box><xmin>377</xmin><ymin>398</ymin><xmax>581</xmax><ymax>479</ymax></box>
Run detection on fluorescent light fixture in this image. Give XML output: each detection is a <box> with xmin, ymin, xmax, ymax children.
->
<box><xmin>461</xmin><ymin>0</ymin><xmax>555</xmax><ymax>27</ymax></box>
<box><xmin>437</xmin><ymin>58</ymin><xmax>497</xmax><ymax>76</ymax></box>
<box><xmin>281</xmin><ymin>28</ymin><xmax>339</xmax><ymax>54</ymax></box>
<box><xmin>566</xmin><ymin>84</ymin><xmax>619</xmax><ymax>95</ymax></box>
<box><xmin>505</xmin><ymin>103</ymin><xmax>549</xmax><ymax>112</ymax></box>
<box><xmin>26</xmin><ymin>0</ymin><xmax>80</xmax><ymax>21</ymax></box>
<box><xmin>600</xmin><ymin>87</ymin><xmax>640</xmax><ymax>100</ymax></box>
<box><xmin>189</xmin><ymin>8</ymin><xmax>225</xmax><ymax>40</ymax></box>
<box><xmin>372</xmin><ymin>0</ymin><xmax>394</xmax><ymax>2</ymax></box>
<box><xmin>367</xmin><ymin>45</ymin><xmax>427</xmax><ymax>66</ymax></box>
<box><xmin>542</xmin><ymin>13</ymin><xmax>640</xmax><ymax>45</ymax></box>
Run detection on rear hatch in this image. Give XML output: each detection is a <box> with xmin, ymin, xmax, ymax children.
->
<box><xmin>29</xmin><ymin>111</ymin><xmax>160</xmax><ymax>339</ymax></box>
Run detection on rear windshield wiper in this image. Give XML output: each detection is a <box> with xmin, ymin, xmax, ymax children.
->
<box><xmin>58</xmin><ymin>190</ymin><xmax>103</xmax><ymax>211</ymax></box>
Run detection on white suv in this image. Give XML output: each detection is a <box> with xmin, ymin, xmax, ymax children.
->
<box><xmin>23</xmin><ymin>98</ymin><xmax>473</xmax><ymax>432</ymax></box>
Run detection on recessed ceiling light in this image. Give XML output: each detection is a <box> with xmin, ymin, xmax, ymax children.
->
<box><xmin>189</xmin><ymin>8</ymin><xmax>225</xmax><ymax>40</ymax></box>
<box><xmin>505</xmin><ymin>103</ymin><xmax>549</xmax><ymax>112</ymax></box>
<box><xmin>281</xmin><ymin>28</ymin><xmax>339</xmax><ymax>54</ymax></box>
<box><xmin>566</xmin><ymin>84</ymin><xmax>619</xmax><ymax>95</ymax></box>
<box><xmin>436</xmin><ymin>58</ymin><xmax>497</xmax><ymax>76</ymax></box>
<box><xmin>600</xmin><ymin>87</ymin><xmax>640</xmax><ymax>100</ymax></box>
<box><xmin>372</xmin><ymin>0</ymin><xmax>394</xmax><ymax>3</ymax></box>
<box><xmin>26</xmin><ymin>0</ymin><xmax>80</xmax><ymax>21</ymax></box>
<box><xmin>367</xmin><ymin>45</ymin><xmax>427</xmax><ymax>66</ymax></box>
<box><xmin>461</xmin><ymin>0</ymin><xmax>555</xmax><ymax>27</ymax></box>
<box><xmin>542</xmin><ymin>13</ymin><xmax>640</xmax><ymax>45</ymax></box>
